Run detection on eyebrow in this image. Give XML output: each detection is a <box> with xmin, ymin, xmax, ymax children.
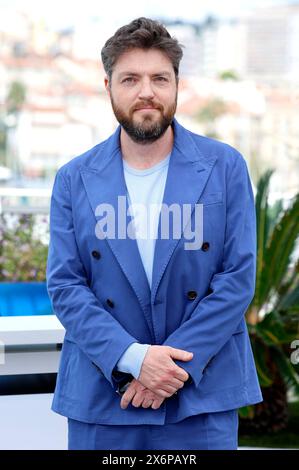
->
<box><xmin>118</xmin><ymin>71</ymin><xmax>172</xmax><ymax>79</ymax></box>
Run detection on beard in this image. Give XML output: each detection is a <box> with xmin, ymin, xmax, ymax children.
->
<box><xmin>110</xmin><ymin>91</ymin><xmax>177</xmax><ymax>145</ymax></box>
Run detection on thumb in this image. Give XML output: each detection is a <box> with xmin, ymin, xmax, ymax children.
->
<box><xmin>168</xmin><ymin>348</ymin><xmax>193</xmax><ymax>362</ymax></box>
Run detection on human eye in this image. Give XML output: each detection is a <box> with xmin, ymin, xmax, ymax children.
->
<box><xmin>154</xmin><ymin>76</ymin><xmax>168</xmax><ymax>82</ymax></box>
<box><xmin>121</xmin><ymin>76</ymin><xmax>137</xmax><ymax>84</ymax></box>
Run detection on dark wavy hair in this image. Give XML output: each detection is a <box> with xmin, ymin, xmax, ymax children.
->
<box><xmin>101</xmin><ymin>17</ymin><xmax>183</xmax><ymax>84</ymax></box>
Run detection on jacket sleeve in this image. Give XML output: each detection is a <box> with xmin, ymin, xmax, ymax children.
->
<box><xmin>46</xmin><ymin>169</ymin><xmax>137</xmax><ymax>390</ymax></box>
<box><xmin>163</xmin><ymin>152</ymin><xmax>256</xmax><ymax>387</ymax></box>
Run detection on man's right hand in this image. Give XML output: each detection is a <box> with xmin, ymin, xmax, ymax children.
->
<box><xmin>137</xmin><ymin>345</ymin><xmax>193</xmax><ymax>398</ymax></box>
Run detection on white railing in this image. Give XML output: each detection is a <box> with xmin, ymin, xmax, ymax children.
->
<box><xmin>0</xmin><ymin>187</ymin><xmax>51</xmax><ymax>215</ymax></box>
<box><xmin>0</xmin><ymin>315</ymin><xmax>65</xmax><ymax>375</ymax></box>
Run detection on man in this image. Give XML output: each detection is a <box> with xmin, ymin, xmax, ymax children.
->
<box><xmin>46</xmin><ymin>17</ymin><xmax>262</xmax><ymax>450</ymax></box>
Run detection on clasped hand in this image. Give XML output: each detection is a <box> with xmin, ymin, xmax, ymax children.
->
<box><xmin>120</xmin><ymin>345</ymin><xmax>193</xmax><ymax>410</ymax></box>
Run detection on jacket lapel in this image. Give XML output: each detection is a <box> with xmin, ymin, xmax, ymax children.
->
<box><xmin>150</xmin><ymin>119</ymin><xmax>218</xmax><ymax>305</ymax></box>
<box><xmin>79</xmin><ymin>128</ymin><xmax>154</xmax><ymax>338</ymax></box>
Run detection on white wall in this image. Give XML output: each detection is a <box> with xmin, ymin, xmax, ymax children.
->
<box><xmin>0</xmin><ymin>393</ymin><xmax>67</xmax><ymax>450</ymax></box>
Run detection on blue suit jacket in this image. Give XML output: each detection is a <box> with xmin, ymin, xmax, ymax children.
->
<box><xmin>46</xmin><ymin>118</ymin><xmax>263</xmax><ymax>424</ymax></box>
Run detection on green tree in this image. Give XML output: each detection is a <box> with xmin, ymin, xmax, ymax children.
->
<box><xmin>6</xmin><ymin>81</ymin><xmax>26</xmax><ymax>115</ymax></box>
<box><xmin>0</xmin><ymin>213</ymin><xmax>48</xmax><ymax>282</ymax></box>
<box><xmin>196</xmin><ymin>98</ymin><xmax>227</xmax><ymax>123</ymax></box>
<box><xmin>195</xmin><ymin>98</ymin><xmax>227</xmax><ymax>140</ymax></box>
<box><xmin>219</xmin><ymin>70</ymin><xmax>239</xmax><ymax>81</ymax></box>
<box><xmin>240</xmin><ymin>170</ymin><xmax>299</xmax><ymax>433</ymax></box>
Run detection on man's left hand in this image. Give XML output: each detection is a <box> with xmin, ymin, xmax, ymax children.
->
<box><xmin>120</xmin><ymin>379</ymin><xmax>165</xmax><ymax>410</ymax></box>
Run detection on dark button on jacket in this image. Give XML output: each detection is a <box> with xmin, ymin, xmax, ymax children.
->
<box><xmin>91</xmin><ymin>250</ymin><xmax>101</xmax><ymax>259</ymax></box>
<box><xmin>106</xmin><ymin>298</ymin><xmax>114</xmax><ymax>308</ymax></box>
<box><xmin>201</xmin><ymin>242</ymin><xmax>210</xmax><ymax>251</ymax></box>
<box><xmin>187</xmin><ymin>290</ymin><xmax>197</xmax><ymax>300</ymax></box>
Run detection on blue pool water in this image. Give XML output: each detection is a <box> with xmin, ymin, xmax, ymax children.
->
<box><xmin>0</xmin><ymin>282</ymin><xmax>53</xmax><ymax>316</ymax></box>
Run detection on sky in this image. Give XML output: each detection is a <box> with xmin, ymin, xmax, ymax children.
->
<box><xmin>0</xmin><ymin>0</ymin><xmax>298</xmax><ymax>30</ymax></box>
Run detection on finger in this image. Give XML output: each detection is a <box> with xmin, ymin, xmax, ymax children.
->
<box><xmin>168</xmin><ymin>347</ymin><xmax>193</xmax><ymax>362</ymax></box>
<box><xmin>173</xmin><ymin>366</ymin><xmax>190</xmax><ymax>382</ymax></box>
<box><xmin>154</xmin><ymin>388</ymin><xmax>174</xmax><ymax>399</ymax></box>
<box><xmin>161</xmin><ymin>384</ymin><xmax>178</xmax><ymax>395</ymax></box>
<box><xmin>168</xmin><ymin>377</ymin><xmax>185</xmax><ymax>390</ymax></box>
<box><xmin>149</xmin><ymin>381</ymin><xmax>180</xmax><ymax>396</ymax></box>
<box><xmin>152</xmin><ymin>398</ymin><xmax>164</xmax><ymax>410</ymax></box>
<box><xmin>142</xmin><ymin>398</ymin><xmax>154</xmax><ymax>408</ymax></box>
<box><xmin>141</xmin><ymin>390</ymin><xmax>156</xmax><ymax>408</ymax></box>
<box><xmin>120</xmin><ymin>387</ymin><xmax>136</xmax><ymax>409</ymax></box>
<box><xmin>132</xmin><ymin>392</ymin><xmax>145</xmax><ymax>408</ymax></box>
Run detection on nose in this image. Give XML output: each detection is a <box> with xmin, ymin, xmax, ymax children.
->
<box><xmin>138</xmin><ymin>77</ymin><xmax>155</xmax><ymax>100</ymax></box>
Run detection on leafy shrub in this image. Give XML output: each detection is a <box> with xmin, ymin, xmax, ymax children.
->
<box><xmin>0</xmin><ymin>213</ymin><xmax>48</xmax><ymax>281</ymax></box>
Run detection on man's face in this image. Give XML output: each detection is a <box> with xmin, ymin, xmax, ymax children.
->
<box><xmin>105</xmin><ymin>48</ymin><xmax>178</xmax><ymax>144</ymax></box>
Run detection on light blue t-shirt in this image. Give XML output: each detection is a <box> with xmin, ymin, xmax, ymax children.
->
<box><xmin>116</xmin><ymin>152</ymin><xmax>171</xmax><ymax>379</ymax></box>
<box><xmin>123</xmin><ymin>153</ymin><xmax>171</xmax><ymax>287</ymax></box>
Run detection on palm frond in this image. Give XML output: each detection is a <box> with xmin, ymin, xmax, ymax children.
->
<box><xmin>252</xmin><ymin>339</ymin><xmax>273</xmax><ymax>387</ymax></box>
<box><xmin>259</xmin><ymin>194</ymin><xmax>299</xmax><ymax>305</ymax></box>
<box><xmin>254</xmin><ymin>169</ymin><xmax>274</xmax><ymax>307</ymax></box>
<box><xmin>271</xmin><ymin>347</ymin><xmax>299</xmax><ymax>395</ymax></box>
<box><xmin>255</xmin><ymin>311</ymin><xmax>295</xmax><ymax>346</ymax></box>
<box><xmin>275</xmin><ymin>259</ymin><xmax>299</xmax><ymax>311</ymax></box>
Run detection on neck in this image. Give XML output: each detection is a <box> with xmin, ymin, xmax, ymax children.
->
<box><xmin>120</xmin><ymin>125</ymin><xmax>174</xmax><ymax>170</ymax></box>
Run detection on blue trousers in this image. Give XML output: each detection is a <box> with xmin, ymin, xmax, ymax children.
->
<box><xmin>68</xmin><ymin>410</ymin><xmax>238</xmax><ymax>450</ymax></box>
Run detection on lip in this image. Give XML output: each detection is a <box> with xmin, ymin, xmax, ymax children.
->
<box><xmin>135</xmin><ymin>107</ymin><xmax>159</xmax><ymax>111</ymax></box>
